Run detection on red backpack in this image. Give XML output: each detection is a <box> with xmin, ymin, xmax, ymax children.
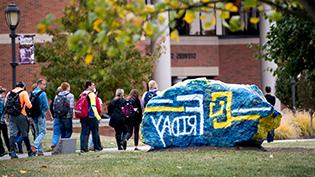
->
<box><xmin>75</xmin><ymin>92</ymin><xmax>101</xmax><ymax>119</ymax></box>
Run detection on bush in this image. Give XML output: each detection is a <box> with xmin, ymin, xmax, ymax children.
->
<box><xmin>275</xmin><ymin>109</ymin><xmax>315</xmax><ymax>139</ymax></box>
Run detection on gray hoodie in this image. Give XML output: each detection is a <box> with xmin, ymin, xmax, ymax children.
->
<box><xmin>54</xmin><ymin>90</ymin><xmax>75</xmax><ymax>118</ymax></box>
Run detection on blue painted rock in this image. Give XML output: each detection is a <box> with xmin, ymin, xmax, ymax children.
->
<box><xmin>141</xmin><ymin>78</ymin><xmax>281</xmax><ymax>149</ymax></box>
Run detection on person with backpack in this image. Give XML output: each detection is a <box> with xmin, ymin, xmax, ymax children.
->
<box><xmin>5</xmin><ymin>82</ymin><xmax>33</xmax><ymax>158</ymax></box>
<box><xmin>142</xmin><ymin>80</ymin><xmax>159</xmax><ymax>108</ymax></box>
<box><xmin>52</xmin><ymin>82</ymin><xmax>74</xmax><ymax>145</ymax></box>
<box><xmin>30</xmin><ymin>79</ymin><xmax>50</xmax><ymax>156</ymax></box>
<box><xmin>126</xmin><ymin>89</ymin><xmax>142</xmax><ymax>150</ymax></box>
<box><xmin>108</xmin><ymin>88</ymin><xmax>128</xmax><ymax>150</ymax></box>
<box><xmin>264</xmin><ymin>86</ymin><xmax>277</xmax><ymax>143</ymax></box>
<box><xmin>50</xmin><ymin>86</ymin><xmax>62</xmax><ymax>150</ymax></box>
<box><xmin>0</xmin><ymin>86</ymin><xmax>10</xmax><ymax>157</ymax></box>
<box><xmin>77</xmin><ymin>81</ymin><xmax>102</xmax><ymax>152</ymax></box>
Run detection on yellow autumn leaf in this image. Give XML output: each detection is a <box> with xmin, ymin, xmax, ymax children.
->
<box><xmin>20</xmin><ymin>170</ymin><xmax>27</xmax><ymax>174</ymax></box>
<box><xmin>184</xmin><ymin>11</ymin><xmax>195</xmax><ymax>24</ymax></box>
<box><xmin>87</xmin><ymin>47</ymin><xmax>92</xmax><ymax>54</ymax></box>
<box><xmin>132</xmin><ymin>17</ymin><xmax>144</xmax><ymax>27</ymax></box>
<box><xmin>143</xmin><ymin>22</ymin><xmax>154</xmax><ymax>37</ymax></box>
<box><xmin>220</xmin><ymin>10</ymin><xmax>230</xmax><ymax>20</ymax></box>
<box><xmin>204</xmin><ymin>15</ymin><xmax>216</xmax><ymax>29</ymax></box>
<box><xmin>170</xmin><ymin>30</ymin><xmax>180</xmax><ymax>42</ymax></box>
<box><xmin>225</xmin><ymin>3</ymin><xmax>238</xmax><ymax>12</ymax></box>
<box><xmin>144</xmin><ymin>5</ymin><xmax>155</xmax><ymax>13</ymax></box>
<box><xmin>85</xmin><ymin>54</ymin><xmax>93</xmax><ymax>65</ymax></box>
<box><xmin>250</xmin><ymin>17</ymin><xmax>259</xmax><ymax>24</ymax></box>
<box><xmin>37</xmin><ymin>23</ymin><xmax>47</xmax><ymax>34</ymax></box>
<box><xmin>158</xmin><ymin>14</ymin><xmax>165</xmax><ymax>24</ymax></box>
<box><xmin>208</xmin><ymin>3</ymin><xmax>214</xmax><ymax>8</ymax></box>
<box><xmin>257</xmin><ymin>5</ymin><xmax>264</xmax><ymax>11</ymax></box>
<box><xmin>200</xmin><ymin>15</ymin><xmax>206</xmax><ymax>21</ymax></box>
<box><xmin>93</xmin><ymin>19</ymin><xmax>103</xmax><ymax>32</ymax></box>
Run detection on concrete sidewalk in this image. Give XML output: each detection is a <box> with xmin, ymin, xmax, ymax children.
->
<box><xmin>46</xmin><ymin>119</ymin><xmax>110</xmax><ymax>129</ymax></box>
<box><xmin>0</xmin><ymin>145</ymin><xmax>151</xmax><ymax>161</ymax></box>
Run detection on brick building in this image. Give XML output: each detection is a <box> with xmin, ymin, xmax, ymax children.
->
<box><xmin>0</xmin><ymin>0</ymin><xmax>262</xmax><ymax>93</ymax></box>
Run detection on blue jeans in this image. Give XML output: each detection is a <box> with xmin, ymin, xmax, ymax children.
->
<box><xmin>9</xmin><ymin>115</ymin><xmax>32</xmax><ymax>154</ymax></box>
<box><xmin>60</xmin><ymin>118</ymin><xmax>72</xmax><ymax>138</ymax></box>
<box><xmin>80</xmin><ymin>118</ymin><xmax>102</xmax><ymax>151</ymax></box>
<box><xmin>33</xmin><ymin>114</ymin><xmax>46</xmax><ymax>153</ymax></box>
<box><xmin>51</xmin><ymin>118</ymin><xmax>61</xmax><ymax>146</ymax></box>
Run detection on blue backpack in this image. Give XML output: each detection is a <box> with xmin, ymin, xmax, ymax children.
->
<box><xmin>143</xmin><ymin>90</ymin><xmax>157</xmax><ymax>107</ymax></box>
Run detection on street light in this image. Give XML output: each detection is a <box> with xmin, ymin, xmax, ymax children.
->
<box><xmin>5</xmin><ymin>3</ymin><xmax>20</xmax><ymax>89</ymax></box>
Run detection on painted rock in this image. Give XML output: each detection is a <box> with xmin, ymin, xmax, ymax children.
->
<box><xmin>141</xmin><ymin>78</ymin><xmax>281</xmax><ymax>149</ymax></box>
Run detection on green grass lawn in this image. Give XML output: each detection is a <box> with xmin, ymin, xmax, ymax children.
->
<box><xmin>1</xmin><ymin>139</ymin><xmax>315</xmax><ymax>177</ymax></box>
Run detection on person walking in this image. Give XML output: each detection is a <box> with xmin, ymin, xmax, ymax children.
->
<box><xmin>53</xmin><ymin>82</ymin><xmax>74</xmax><ymax>141</ymax></box>
<box><xmin>31</xmin><ymin>79</ymin><xmax>50</xmax><ymax>156</ymax></box>
<box><xmin>264</xmin><ymin>86</ymin><xmax>276</xmax><ymax>106</ymax></box>
<box><xmin>5</xmin><ymin>82</ymin><xmax>33</xmax><ymax>158</ymax></box>
<box><xmin>264</xmin><ymin>86</ymin><xmax>276</xmax><ymax>142</ymax></box>
<box><xmin>108</xmin><ymin>88</ymin><xmax>128</xmax><ymax>150</ymax></box>
<box><xmin>142</xmin><ymin>80</ymin><xmax>158</xmax><ymax>108</ymax></box>
<box><xmin>0</xmin><ymin>86</ymin><xmax>10</xmax><ymax>156</ymax></box>
<box><xmin>126</xmin><ymin>89</ymin><xmax>142</xmax><ymax>150</ymax></box>
<box><xmin>79</xmin><ymin>81</ymin><xmax>102</xmax><ymax>152</ymax></box>
<box><xmin>50</xmin><ymin>86</ymin><xmax>62</xmax><ymax>149</ymax></box>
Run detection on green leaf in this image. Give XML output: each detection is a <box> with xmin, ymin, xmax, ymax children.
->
<box><xmin>244</xmin><ymin>0</ymin><xmax>257</xmax><ymax>9</ymax></box>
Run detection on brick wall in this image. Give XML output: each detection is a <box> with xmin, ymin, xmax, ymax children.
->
<box><xmin>217</xmin><ymin>44</ymin><xmax>261</xmax><ymax>87</ymax></box>
<box><xmin>0</xmin><ymin>0</ymin><xmax>68</xmax><ymax>33</ymax></box>
<box><xmin>171</xmin><ymin>45</ymin><xmax>219</xmax><ymax>67</ymax></box>
<box><xmin>0</xmin><ymin>0</ymin><xmax>68</xmax><ymax>91</ymax></box>
<box><xmin>170</xmin><ymin>43</ymin><xmax>261</xmax><ymax>87</ymax></box>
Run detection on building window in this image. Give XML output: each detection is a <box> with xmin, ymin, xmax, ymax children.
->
<box><xmin>171</xmin><ymin>10</ymin><xmax>216</xmax><ymax>36</ymax></box>
<box><xmin>222</xmin><ymin>1</ymin><xmax>259</xmax><ymax>36</ymax></box>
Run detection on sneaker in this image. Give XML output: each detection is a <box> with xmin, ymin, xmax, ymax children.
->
<box><xmin>122</xmin><ymin>140</ymin><xmax>127</xmax><ymax>150</ymax></box>
<box><xmin>0</xmin><ymin>152</ymin><xmax>7</xmax><ymax>157</ymax></box>
<box><xmin>31</xmin><ymin>145</ymin><xmax>37</xmax><ymax>155</ymax></box>
<box><xmin>94</xmin><ymin>148</ymin><xmax>103</xmax><ymax>152</ymax></box>
<box><xmin>51</xmin><ymin>144</ymin><xmax>56</xmax><ymax>150</ymax></box>
<box><xmin>37</xmin><ymin>152</ymin><xmax>44</xmax><ymax>156</ymax></box>
<box><xmin>10</xmin><ymin>152</ymin><xmax>18</xmax><ymax>159</ymax></box>
<box><xmin>80</xmin><ymin>149</ymin><xmax>89</xmax><ymax>153</ymax></box>
<box><xmin>28</xmin><ymin>152</ymin><xmax>34</xmax><ymax>157</ymax></box>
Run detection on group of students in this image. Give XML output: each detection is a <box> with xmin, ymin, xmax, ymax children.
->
<box><xmin>0</xmin><ymin>80</ymin><xmax>49</xmax><ymax>159</ymax></box>
<box><xmin>0</xmin><ymin>79</ymin><xmax>159</xmax><ymax>158</ymax></box>
<box><xmin>108</xmin><ymin>80</ymin><xmax>158</xmax><ymax>150</ymax></box>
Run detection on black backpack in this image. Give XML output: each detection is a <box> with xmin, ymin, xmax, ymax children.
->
<box><xmin>121</xmin><ymin>99</ymin><xmax>136</xmax><ymax>119</ymax></box>
<box><xmin>53</xmin><ymin>93</ymin><xmax>70</xmax><ymax>117</ymax></box>
<box><xmin>26</xmin><ymin>90</ymin><xmax>44</xmax><ymax>117</ymax></box>
<box><xmin>143</xmin><ymin>90</ymin><xmax>157</xmax><ymax>107</ymax></box>
<box><xmin>5</xmin><ymin>90</ymin><xmax>24</xmax><ymax>116</ymax></box>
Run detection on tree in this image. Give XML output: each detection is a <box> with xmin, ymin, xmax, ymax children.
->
<box><xmin>36</xmin><ymin>2</ymin><xmax>157</xmax><ymax>100</ymax></box>
<box><xmin>37</xmin><ymin>0</ymin><xmax>308</xmax><ymax>63</ymax></box>
<box><xmin>36</xmin><ymin>0</ymin><xmax>315</xmax><ymax>101</ymax></box>
<box><xmin>262</xmin><ymin>14</ymin><xmax>315</xmax><ymax>113</ymax></box>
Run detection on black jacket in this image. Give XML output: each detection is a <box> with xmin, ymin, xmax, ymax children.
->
<box><xmin>108</xmin><ymin>98</ymin><xmax>126</xmax><ymax>128</ymax></box>
<box><xmin>129</xmin><ymin>97</ymin><xmax>142</xmax><ymax>125</ymax></box>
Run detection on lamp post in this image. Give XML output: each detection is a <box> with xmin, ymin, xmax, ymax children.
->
<box><xmin>5</xmin><ymin>3</ymin><xmax>20</xmax><ymax>89</ymax></box>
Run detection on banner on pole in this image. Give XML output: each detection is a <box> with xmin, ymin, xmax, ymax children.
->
<box><xmin>19</xmin><ymin>35</ymin><xmax>35</xmax><ymax>64</ymax></box>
